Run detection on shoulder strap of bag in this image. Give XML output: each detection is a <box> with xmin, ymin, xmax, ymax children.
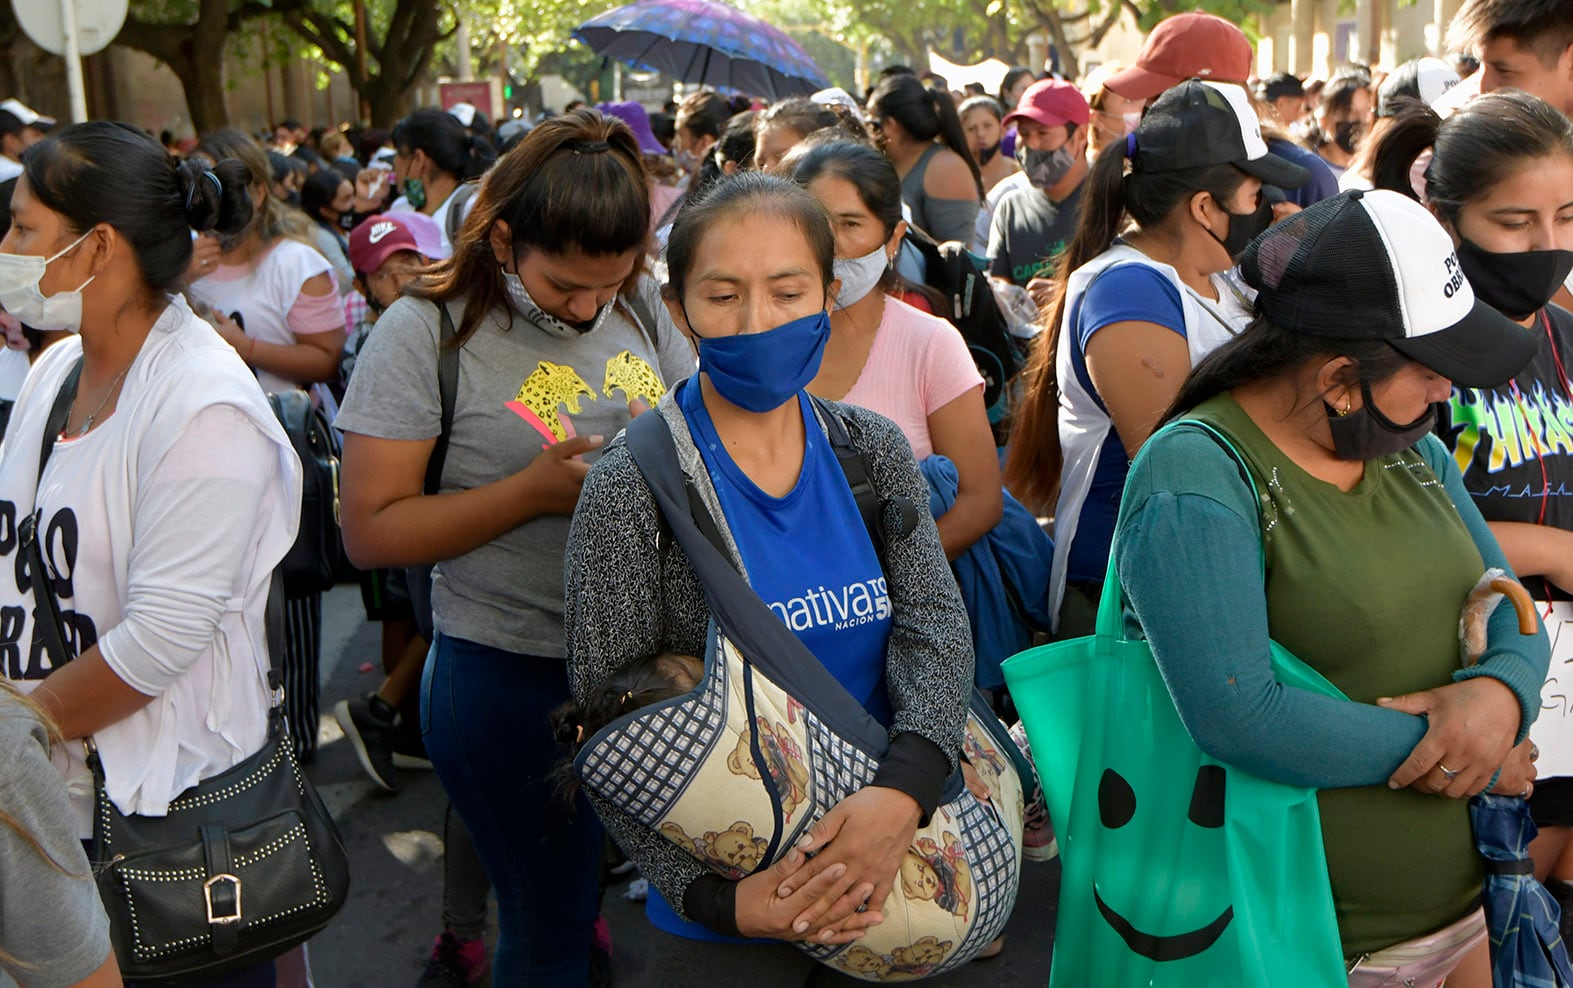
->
<box><xmin>445</xmin><ymin>183</ymin><xmax>479</xmax><ymax>244</ymax></box>
<box><xmin>23</xmin><ymin>357</ymin><xmax>83</xmax><ymax>669</ymax></box>
<box><xmin>807</xmin><ymin>394</ymin><xmax>887</xmax><ymax>560</ymax></box>
<box><xmin>424</xmin><ymin>304</ymin><xmax>459</xmax><ymax>495</ymax></box>
<box><xmin>622</xmin><ymin>292</ymin><xmax>659</xmax><ymax>350</ymax></box>
<box><xmin>625</xmin><ymin>410</ymin><xmax>891</xmax><ymax>754</ymax></box>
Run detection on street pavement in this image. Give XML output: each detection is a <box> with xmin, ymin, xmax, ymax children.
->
<box><xmin>305</xmin><ymin>585</ymin><xmax>1061</xmax><ymax>987</ymax></box>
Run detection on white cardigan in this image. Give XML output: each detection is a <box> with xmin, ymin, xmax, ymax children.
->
<box><xmin>0</xmin><ymin>296</ymin><xmax>301</xmax><ymax>833</ymax></box>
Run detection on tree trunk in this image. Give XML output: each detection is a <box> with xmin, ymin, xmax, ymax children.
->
<box><xmin>116</xmin><ymin>0</ymin><xmax>234</xmax><ymax>132</ymax></box>
<box><xmin>173</xmin><ymin>41</ymin><xmax>229</xmax><ymax>133</ymax></box>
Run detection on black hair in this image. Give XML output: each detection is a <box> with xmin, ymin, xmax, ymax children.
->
<box><xmin>267</xmin><ymin>150</ymin><xmax>307</xmax><ymax>186</ymax></box>
<box><xmin>1004</xmin><ymin>136</ymin><xmax>1250</xmax><ymax>513</ymax></box>
<box><xmin>676</xmin><ymin>91</ymin><xmax>733</xmax><ymax>143</ymax></box>
<box><xmin>20</xmin><ymin>122</ymin><xmax>252</xmax><ymax>299</ymax></box>
<box><xmin>1318</xmin><ymin>67</ymin><xmax>1371</xmax><ymax>119</ymax></box>
<box><xmin>680</xmin><ymin>109</ymin><xmax>758</xmax><ymax>211</ymax></box>
<box><xmin>716</xmin><ymin>109</ymin><xmax>758</xmax><ymax>172</ymax></box>
<box><xmin>548</xmin><ymin>653</ymin><xmax>701</xmax><ymax>802</ymax></box>
<box><xmin>868</xmin><ymin>73</ymin><xmax>985</xmax><ymax>201</ymax></box>
<box><xmin>664</xmin><ymin>171</ymin><xmax>835</xmax><ymax>304</ymax></box>
<box><xmin>649</xmin><ymin>111</ymin><xmax>677</xmax><ymax>148</ymax></box>
<box><xmin>999</xmin><ymin>67</ymin><xmax>1036</xmax><ymax>106</ymax></box>
<box><xmin>1371</xmin><ymin>90</ymin><xmax>1573</xmax><ymax>220</ymax></box>
<box><xmin>391</xmin><ymin>108</ymin><xmax>497</xmax><ymax>181</ymax></box>
<box><xmin>300</xmin><ymin>168</ymin><xmax>349</xmax><ymax>227</ymax></box>
<box><xmin>756</xmin><ymin>98</ymin><xmax>860</xmax><ymax>145</ymax></box>
<box><xmin>786</xmin><ymin>139</ymin><xmax>940</xmax><ymax>307</ymax></box>
<box><xmin>958</xmin><ymin>95</ymin><xmax>1006</xmax><ymax>123</ymax></box>
<box><xmin>1160</xmin><ymin>315</ymin><xmax>1412</xmax><ymax>426</ymax></box>
<box><xmin>277</xmin><ymin>119</ymin><xmax>303</xmax><ymax>133</ymax></box>
<box><xmin>1447</xmin><ymin>0</ymin><xmax>1573</xmax><ymax>67</ymax></box>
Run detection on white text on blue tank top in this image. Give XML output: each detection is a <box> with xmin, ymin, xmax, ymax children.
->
<box><xmin>767</xmin><ymin>577</ymin><xmax>891</xmax><ymax>633</ymax></box>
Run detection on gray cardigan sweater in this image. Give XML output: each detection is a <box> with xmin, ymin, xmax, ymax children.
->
<box><xmin>563</xmin><ymin>392</ymin><xmax>974</xmax><ymax>933</ymax></box>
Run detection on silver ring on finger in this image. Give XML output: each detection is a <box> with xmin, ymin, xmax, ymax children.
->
<box><xmin>1521</xmin><ymin>787</ymin><xmax>1532</xmax><ymax>798</ymax></box>
<box><xmin>1439</xmin><ymin>763</ymin><xmax>1460</xmax><ymax>782</ymax></box>
<box><xmin>855</xmin><ymin>904</ymin><xmax>868</xmax><ymax>913</ymax></box>
<box><xmin>1531</xmin><ymin>743</ymin><xmax>1541</xmax><ymax>761</ymax></box>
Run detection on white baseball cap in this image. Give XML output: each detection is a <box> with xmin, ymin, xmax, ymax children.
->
<box><xmin>1241</xmin><ymin>189</ymin><xmax>1538</xmax><ymax>387</ymax></box>
<box><xmin>0</xmin><ymin>99</ymin><xmax>55</xmax><ymax>131</ymax></box>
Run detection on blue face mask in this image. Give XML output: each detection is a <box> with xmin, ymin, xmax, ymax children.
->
<box><xmin>695</xmin><ymin>310</ymin><xmax>831</xmax><ymax>413</ymax></box>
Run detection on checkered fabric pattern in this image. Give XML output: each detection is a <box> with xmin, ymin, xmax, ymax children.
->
<box><xmin>579</xmin><ymin>650</ymin><xmax>729</xmax><ymax>828</ymax></box>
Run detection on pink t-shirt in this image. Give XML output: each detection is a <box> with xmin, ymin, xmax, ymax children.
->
<box><xmin>841</xmin><ymin>296</ymin><xmax>983</xmax><ymax>460</ymax></box>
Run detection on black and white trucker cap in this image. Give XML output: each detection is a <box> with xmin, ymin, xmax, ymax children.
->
<box><xmin>1240</xmin><ymin>189</ymin><xmax>1539</xmax><ymax>388</ymax></box>
<box><xmin>1131</xmin><ymin>79</ymin><xmax>1310</xmax><ymax>190</ymax></box>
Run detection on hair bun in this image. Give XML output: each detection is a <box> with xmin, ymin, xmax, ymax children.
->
<box><xmin>177</xmin><ymin>158</ymin><xmax>253</xmax><ymax>235</ymax></box>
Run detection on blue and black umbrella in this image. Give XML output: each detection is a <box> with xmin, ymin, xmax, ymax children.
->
<box><xmin>1472</xmin><ymin>793</ymin><xmax>1573</xmax><ymax>987</ymax></box>
<box><xmin>573</xmin><ymin>0</ymin><xmax>829</xmax><ymax>100</ymax></box>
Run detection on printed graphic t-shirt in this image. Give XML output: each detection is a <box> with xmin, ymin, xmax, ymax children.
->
<box><xmin>1435</xmin><ymin>304</ymin><xmax>1573</xmax><ymax>601</ymax></box>
<box><xmin>334</xmin><ymin>280</ymin><xmax>696</xmax><ymax>657</ymax></box>
<box><xmin>987</xmin><ymin>180</ymin><xmax>1085</xmax><ymax>287</ymax></box>
<box><xmin>653</xmin><ymin>379</ymin><xmax>894</xmax><ymax>941</ymax></box>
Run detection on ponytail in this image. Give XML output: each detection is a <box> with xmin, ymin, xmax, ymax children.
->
<box><xmin>1004</xmin><ymin>137</ymin><xmax>1132</xmax><ymax>512</ymax></box>
<box><xmin>1003</xmin><ymin>136</ymin><xmax>1249</xmax><ymax>513</ymax></box>
<box><xmin>927</xmin><ymin>87</ymin><xmax>986</xmax><ymax>201</ymax></box>
<box><xmin>1366</xmin><ymin>98</ymin><xmax>1441</xmax><ymax>203</ymax></box>
<box><xmin>871</xmin><ymin>74</ymin><xmax>986</xmax><ymax>201</ymax></box>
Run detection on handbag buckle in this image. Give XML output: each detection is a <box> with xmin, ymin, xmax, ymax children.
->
<box><xmin>203</xmin><ymin>873</ymin><xmax>243</xmax><ymax>925</ymax></box>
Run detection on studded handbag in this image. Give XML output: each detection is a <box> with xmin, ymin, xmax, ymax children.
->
<box><xmin>24</xmin><ymin>357</ymin><xmax>351</xmax><ymax>982</ymax></box>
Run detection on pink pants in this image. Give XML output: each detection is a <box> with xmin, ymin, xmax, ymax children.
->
<box><xmin>1345</xmin><ymin>907</ymin><xmax>1486</xmax><ymax>988</ymax></box>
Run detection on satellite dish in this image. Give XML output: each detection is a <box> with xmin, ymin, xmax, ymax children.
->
<box><xmin>15</xmin><ymin>0</ymin><xmax>130</xmax><ymax>56</ymax></box>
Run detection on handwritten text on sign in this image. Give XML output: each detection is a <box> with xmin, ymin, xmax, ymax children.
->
<box><xmin>1533</xmin><ymin>602</ymin><xmax>1573</xmax><ymax>779</ymax></box>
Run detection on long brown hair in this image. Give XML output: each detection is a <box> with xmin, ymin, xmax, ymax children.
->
<box><xmin>1003</xmin><ymin>138</ymin><xmax>1248</xmax><ymax>514</ymax></box>
<box><xmin>412</xmin><ymin>109</ymin><xmax>651</xmax><ymax>345</ymax></box>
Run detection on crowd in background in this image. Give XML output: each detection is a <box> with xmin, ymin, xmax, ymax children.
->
<box><xmin>2</xmin><ymin>0</ymin><xmax>1573</xmax><ymax>986</ymax></box>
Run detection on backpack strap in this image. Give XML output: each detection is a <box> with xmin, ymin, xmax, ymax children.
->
<box><xmin>424</xmin><ymin>304</ymin><xmax>459</xmax><ymax>495</ymax></box>
<box><xmin>807</xmin><ymin>395</ymin><xmax>918</xmax><ymax>571</ymax></box>
<box><xmin>444</xmin><ymin>183</ymin><xmax>479</xmax><ymax>245</ymax></box>
<box><xmin>619</xmin><ymin>291</ymin><xmax>660</xmax><ymax>351</ymax></box>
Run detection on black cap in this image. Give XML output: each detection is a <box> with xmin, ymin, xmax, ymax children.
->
<box><xmin>1132</xmin><ymin>79</ymin><xmax>1310</xmax><ymax>190</ymax></box>
<box><xmin>1241</xmin><ymin>189</ymin><xmax>1539</xmax><ymax>388</ymax></box>
<box><xmin>0</xmin><ymin>111</ymin><xmax>23</xmax><ymax>138</ymax></box>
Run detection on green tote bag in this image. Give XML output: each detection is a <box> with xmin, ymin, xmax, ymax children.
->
<box><xmin>1002</xmin><ymin>421</ymin><xmax>1348</xmax><ymax>987</ymax></box>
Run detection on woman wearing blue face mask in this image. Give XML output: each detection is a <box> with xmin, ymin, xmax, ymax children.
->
<box><xmin>564</xmin><ymin>172</ymin><xmax>975</xmax><ymax>982</ymax></box>
<box><xmin>786</xmin><ymin>139</ymin><xmax>1001</xmax><ymax>561</ymax></box>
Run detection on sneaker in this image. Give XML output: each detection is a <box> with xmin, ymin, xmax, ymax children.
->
<box><xmin>334</xmin><ymin>693</ymin><xmax>400</xmax><ymax>792</ymax></box>
<box><xmin>416</xmin><ymin>931</ymin><xmax>488</xmax><ymax>988</ymax></box>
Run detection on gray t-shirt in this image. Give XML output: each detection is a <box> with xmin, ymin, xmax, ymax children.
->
<box><xmin>334</xmin><ymin>276</ymin><xmax>696</xmax><ymax>657</ymax></box>
<box><xmin>987</xmin><ymin>180</ymin><xmax>1086</xmax><ymax>286</ymax></box>
<box><xmin>0</xmin><ymin>694</ymin><xmax>111</xmax><ymax>988</ymax></box>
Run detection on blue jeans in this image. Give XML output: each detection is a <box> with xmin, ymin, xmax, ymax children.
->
<box><xmin>422</xmin><ymin>634</ymin><xmax>603</xmax><ymax>986</ymax></box>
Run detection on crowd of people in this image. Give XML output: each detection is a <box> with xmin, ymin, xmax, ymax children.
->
<box><xmin>2</xmin><ymin>0</ymin><xmax>1573</xmax><ymax>986</ymax></box>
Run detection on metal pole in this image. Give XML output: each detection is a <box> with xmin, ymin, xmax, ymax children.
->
<box><xmin>59</xmin><ymin>0</ymin><xmax>88</xmax><ymax>122</ymax></box>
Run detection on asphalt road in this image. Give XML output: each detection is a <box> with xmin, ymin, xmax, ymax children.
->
<box><xmin>304</xmin><ymin>584</ymin><xmax>1062</xmax><ymax>988</ymax></box>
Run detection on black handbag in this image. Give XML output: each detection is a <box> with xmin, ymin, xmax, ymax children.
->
<box><xmin>23</xmin><ymin>358</ymin><xmax>351</xmax><ymax>983</ymax></box>
<box><xmin>267</xmin><ymin>389</ymin><xmax>349</xmax><ymax>595</ymax></box>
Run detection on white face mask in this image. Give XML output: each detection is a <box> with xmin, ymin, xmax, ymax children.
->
<box><xmin>502</xmin><ymin>268</ymin><xmax>612</xmax><ymax>340</ymax></box>
<box><xmin>0</xmin><ymin>230</ymin><xmax>95</xmax><ymax>332</ymax></box>
<box><xmin>833</xmin><ymin>244</ymin><xmax>889</xmax><ymax>309</ymax></box>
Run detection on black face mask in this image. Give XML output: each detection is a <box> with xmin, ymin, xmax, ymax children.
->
<box><xmin>1332</xmin><ymin>120</ymin><xmax>1362</xmax><ymax>156</ymax></box>
<box><xmin>1206</xmin><ymin>198</ymin><xmax>1275</xmax><ymax>260</ymax></box>
<box><xmin>1456</xmin><ymin>238</ymin><xmax>1573</xmax><ymax>322</ymax></box>
<box><xmin>337</xmin><ymin>210</ymin><xmax>359</xmax><ymax>232</ymax></box>
<box><xmin>1326</xmin><ymin>379</ymin><xmax>1436</xmax><ymax>461</ymax></box>
<box><xmin>977</xmin><ymin>143</ymin><xmax>1000</xmax><ymax>165</ymax></box>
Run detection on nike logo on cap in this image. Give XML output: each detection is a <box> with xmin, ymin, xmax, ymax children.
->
<box><xmin>368</xmin><ymin>221</ymin><xmax>396</xmax><ymax>244</ymax></box>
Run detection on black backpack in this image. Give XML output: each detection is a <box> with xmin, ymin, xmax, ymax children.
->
<box><xmin>902</xmin><ymin>227</ymin><xmax>1023</xmax><ymax>442</ymax></box>
<box><xmin>268</xmin><ymin>390</ymin><xmax>345</xmax><ymax>594</ymax></box>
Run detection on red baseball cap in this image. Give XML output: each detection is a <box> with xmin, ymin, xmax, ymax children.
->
<box><xmin>1105</xmin><ymin>12</ymin><xmax>1254</xmax><ymax>102</ymax></box>
<box><xmin>1002</xmin><ymin>79</ymin><xmax>1091</xmax><ymax>131</ymax></box>
<box><xmin>349</xmin><ymin>212</ymin><xmax>436</xmax><ymax>275</ymax></box>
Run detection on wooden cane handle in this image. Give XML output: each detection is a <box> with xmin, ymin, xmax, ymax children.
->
<box><xmin>1489</xmin><ymin>577</ymin><xmax>1540</xmax><ymax>636</ymax></box>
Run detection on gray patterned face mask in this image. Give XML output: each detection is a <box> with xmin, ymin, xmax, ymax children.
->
<box><xmin>502</xmin><ymin>268</ymin><xmax>612</xmax><ymax>339</ymax></box>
